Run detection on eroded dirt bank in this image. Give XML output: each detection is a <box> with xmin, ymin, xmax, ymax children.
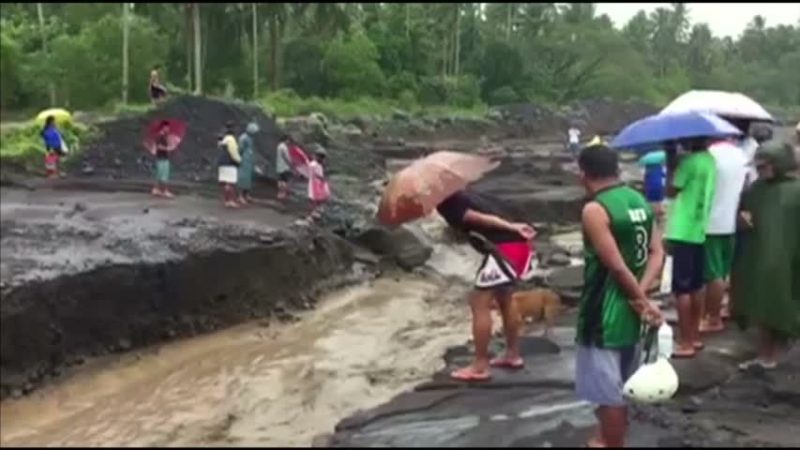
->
<box><xmin>0</xmin><ymin>188</ymin><xmax>357</xmax><ymax>400</ymax></box>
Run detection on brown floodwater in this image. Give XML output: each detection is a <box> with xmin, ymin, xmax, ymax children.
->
<box><xmin>0</xmin><ymin>276</ymin><xmax>472</xmax><ymax>447</ymax></box>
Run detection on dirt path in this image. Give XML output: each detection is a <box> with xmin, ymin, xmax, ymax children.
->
<box><xmin>0</xmin><ymin>270</ymin><xmax>472</xmax><ymax>447</ymax></box>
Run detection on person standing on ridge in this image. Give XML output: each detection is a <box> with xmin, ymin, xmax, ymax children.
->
<box><xmin>237</xmin><ymin>122</ymin><xmax>259</xmax><ymax>205</ymax></box>
<box><xmin>218</xmin><ymin>122</ymin><xmax>242</xmax><ymax>208</ymax></box>
<box><xmin>699</xmin><ymin>136</ymin><xmax>747</xmax><ymax>333</ymax></box>
<box><xmin>573</xmin><ymin>144</ymin><xmax>664</xmax><ymax>448</ymax></box>
<box><xmin>151</xmin><ymin>120</ymin><xmax>175</xmax><ymax>198</ymax></box>
<box><xmin>149</xmin><ymin>64</ymin><xmax>168</xmax><ymax>105</ymax></box>
<box><xmin>665</xmin><ymin>138</ymin><xmax>717</xmax><ymax>358</ymax></box>
<box><xmin>436</xmin><ymin>190</ymin><xmax>536</xmax><ymax>382</ymax></box>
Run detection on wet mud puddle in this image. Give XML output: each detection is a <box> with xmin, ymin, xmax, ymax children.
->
<box><xmin>0</xmin><ymin>276</ymin><xmax>470</xmax><ymax>447</ymax></box>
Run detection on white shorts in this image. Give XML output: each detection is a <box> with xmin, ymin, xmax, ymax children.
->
<box><xmin>218</xmin><ymin>166</ymin><xmax>238</xmax><ymax>184</ymax></box>
<box><xmin>473</xmin><ymin>243</ymin><xmax>533</xmax><ymax>290</ymax></box>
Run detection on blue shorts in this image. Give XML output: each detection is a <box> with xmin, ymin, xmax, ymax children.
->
<box><xmin>575</xmin><ymin>345</ymin><xmax>640</xmax><ymax>407</ymax></box>
<box><xmin>669</xmin><ymin>241</ymin><xmax>705</xmax><ymax>294</ymax></box>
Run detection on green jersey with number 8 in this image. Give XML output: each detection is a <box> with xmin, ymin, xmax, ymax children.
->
<box><xmin>577</xmin><ymin>184</ymin><xmax>654</xmax><ymax>348</ymax></box>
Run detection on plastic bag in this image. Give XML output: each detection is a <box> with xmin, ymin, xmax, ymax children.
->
<box><xmin>623</xmin><ymin>326</ymin><xmax>679</xmax><ymax>403</ymax></box>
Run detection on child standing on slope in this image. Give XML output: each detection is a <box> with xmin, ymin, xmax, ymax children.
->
<box><xmin>307</xmin><ymin>146</ymin><xmax>330</xmax><ymax>220</ymax></box>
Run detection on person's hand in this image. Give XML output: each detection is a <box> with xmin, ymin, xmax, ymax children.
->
<box><xmin>641</xmin><ymin>301</ymin><xmax>664</xmax><ymax>327</ymax></box>
<box><xmin>511</xmin><ymin>223</ymin><xmax>536</xmax><ymax>240</ymax></box>
<box><xmin>740</xmin><ymin>211</ymin><xmax>754</xmax><ymax>228</ymax></box>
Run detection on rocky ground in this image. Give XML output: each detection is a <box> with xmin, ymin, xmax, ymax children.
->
<box><xmin>325</xmin><ymin>308</ymin><xmax>800</xmax><ymax>448</ymax></box>
<box><xmin>3</xmin><ymin>95</ymin><xmax>797</xmax><ymax>446</ymax></box>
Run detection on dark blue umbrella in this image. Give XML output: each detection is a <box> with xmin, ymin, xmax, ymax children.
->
<box><xmin>611</xmin><ymin>111</ymin><xmax>742</xmax><ymax>153</ymax></box>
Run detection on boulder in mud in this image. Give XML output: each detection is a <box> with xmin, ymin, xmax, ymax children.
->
<box><xmin>353</xmin><ymin>226</ymin><xmax>433</xmax><ymax>271</ymax></box>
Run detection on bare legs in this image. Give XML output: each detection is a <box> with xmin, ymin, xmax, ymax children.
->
<box><xmin>451</xmin><ymin>287</ymin><xmax>522</xmax><ymax>380</ymax></box>
<box><xmin>588</xmin><ymin>406</ymin><xmax>628</xmax><ymax>447</ymax></box>
<box><xmin>700</xmin><ymin>279</ymin><xmax>726</xmax><ymax>332</ymax></box>
<box><xmin>223</xmin><ymin>183</ymin><xmax>239</xmax><ymax>208</ymax></box>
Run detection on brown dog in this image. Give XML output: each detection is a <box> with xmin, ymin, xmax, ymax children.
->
<box><xmin>505</xmin><ymin>288</ymin><xmax>562</xmax><ymax>337</ymax></box>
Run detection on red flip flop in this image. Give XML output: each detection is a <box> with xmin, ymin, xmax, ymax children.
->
<box><xmin>450</xmin><ymin>367</ymin><xmax>491</xmax><ymax>382</ymax></box>
<box><xmin>490</xmin><ymin>356</ymin><xmax>525</xmax><ymax>369</ymax></box>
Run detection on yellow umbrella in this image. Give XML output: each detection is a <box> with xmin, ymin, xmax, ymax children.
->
<box><xmin>35</xmin><ymin>108</ymin><xmax>73</xmax><ymax>127</ymax></box>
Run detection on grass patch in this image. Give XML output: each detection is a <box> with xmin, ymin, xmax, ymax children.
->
<box><xmin>260</xmin><ymin>89</ymin><xmax>488</xmax><ymax>121</ymax></box>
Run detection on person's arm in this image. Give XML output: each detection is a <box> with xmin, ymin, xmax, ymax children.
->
<box><xmin>638</xmin><ymin>221</ymin><xmax>664</xmax><ymax>293</ymax></box>
<box><xmin>225</xmin><ymin>136</ymin><xmax>241</xmax><ymax>164</ymax></box>
<box><xmin>463</xmin><ymin>209</ymin><xmax>535</xmax><ymax>240</ymax></box>
<box><xmin>582</xmin><ymin>202</ymin><xmax>662</xmax><ymax>325</ymax></box>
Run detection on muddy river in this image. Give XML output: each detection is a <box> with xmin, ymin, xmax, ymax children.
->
<box><xmin>0</xmin><ymin>240</ymin><xmax>476</xmax><ymax>447</ymax></box>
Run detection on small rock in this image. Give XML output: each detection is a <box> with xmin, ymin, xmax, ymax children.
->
<box><xmin>22</xmin><ymin>383</ymin><xmax>34</xmax><ymax>394</ymax></box>
<box><xmin>73</xmin><ymin>202</ymin><xmax>87</xmax><ymax>213</ymax></box>
<box><xmin>547</xmin><ymin>252</ymin><xmax>572</xmax><ymax>267</ymax></box>
<box><xmin>81</xmin><ymin>163</ymin><xmax>95</xmax><ymax>175</ymax></box>
<box><xmin>113</xmin><ymin>158</ymin><xmax>123</xmax><ymax>167</ymax></box>
<box><xmin>118</xmin><ymin>338</ymin><xmax>132</xmax><ymax>351</ymax></box>
<box><xmin>142</xmin><ymin>208</ymin><xmax>150</xmax><ymax>214</ymax></box>
<box><xmin>11</xmin><ymin>389</ymin><xmax>23</xmax><ymax>399</ymax></box>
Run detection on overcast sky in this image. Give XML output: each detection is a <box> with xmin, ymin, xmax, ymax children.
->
<box><xmin>594</xmin><ymin>3</ymin><xmax>800</xmax><ymax>39</ymax></box>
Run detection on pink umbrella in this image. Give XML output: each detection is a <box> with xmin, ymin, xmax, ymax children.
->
<box><xmin>143</xmin><ymin>119</ymin><xmax>187</xmax><ymax>155</ymax></box>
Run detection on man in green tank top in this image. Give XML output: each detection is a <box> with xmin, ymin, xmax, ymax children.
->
<box><xmin>574</xmin><ymin>145</ymin><xmax>664</xmax><ymax>448</ymax></box>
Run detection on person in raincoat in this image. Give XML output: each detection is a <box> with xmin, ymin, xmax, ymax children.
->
<box><xmin>732</xmin><ymin>141</ymin><xmax>799</xmax><ymax>370</ymax></box>
<box><xmin>237</xmin><ymin>122</ymin><xmax>259</xmax><ymax>205</ymax></box>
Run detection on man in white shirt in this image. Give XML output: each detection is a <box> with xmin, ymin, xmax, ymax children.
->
<box><xmin>567</xmin><ymin>126</ymin><xmax>581</xmax><ymax>157</ymax></box>
<box><xmin>701</xmin><ymin>138</ymin><xmax>748</xmax><ymax>332</ymax></box>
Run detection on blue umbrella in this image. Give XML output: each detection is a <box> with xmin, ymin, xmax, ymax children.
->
<box><xmin>611</xmin><ymin>111</ymin><xmax>742</xmax><ymax>153</ymax></box>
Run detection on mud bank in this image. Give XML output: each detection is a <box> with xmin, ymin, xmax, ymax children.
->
<box><xmin>0</xmin><ymin>188</ymin><xmax>358</xmax><ymax>400</ymax></box>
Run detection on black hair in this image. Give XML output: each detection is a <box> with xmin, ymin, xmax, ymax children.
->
<box><xmin>578</xmin><ymin>145</ymin><xmax>619</xmax><ymax>179</ymax></box>
<box><xmin>684</xmin><ymin>137</ymin><xmax>709</xmax><ymax>152</ymax></box>
<box><xmin>41</xmin><ymin>115</ymin><xmax>55</xmax><ymax>134</ymax></box>
<box><xmin>225</xmin><ymin>121</ymin><xmax>234</xmax><ymax>133</ymax></box>
<box><xmin>725</xmin><ymin>117</ymin><xmax>750</xmax><ymax>135</ymax></box>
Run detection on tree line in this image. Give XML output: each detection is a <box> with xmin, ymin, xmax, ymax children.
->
<box><xmin>1</xmin><ymin>3</ymin><xmax>798</xmax><ymax>113</ymax></box>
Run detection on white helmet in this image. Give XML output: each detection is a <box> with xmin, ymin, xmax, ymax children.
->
<box><xmin>623</xmin><ymin>357</ymin><xmax>679</xmax><ymax>403</ymax></box>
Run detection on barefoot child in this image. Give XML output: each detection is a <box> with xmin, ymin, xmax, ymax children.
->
<box><xmin>152</xmin><ymin>121</ymin><xmax>174</xmax><ymax>198</ymax></box>
<box><xmin>307</xmin><ymin>146</ymin><xmax>330</xmax><ymax>219</ymax></box>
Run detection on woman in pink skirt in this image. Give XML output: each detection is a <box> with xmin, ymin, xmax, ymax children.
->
<box><xmin>307</xmin><ymin>146</ymin><xmax>330</xmax><ymax>220</ymax></box>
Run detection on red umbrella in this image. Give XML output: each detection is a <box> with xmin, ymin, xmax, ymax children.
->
<box><xmin>377</xmin><ymin>151</ymin><xmax>499</xmax><ymax>226</ymax></box>
<box><xmin>143</xmin><ymin>119</ymin><xmax>187</xmax><ymax>155</ymax></box>
<box><xmin>289</xmin><ymin>143</ymin><xmax>311</xmax><ymax>178</ymax></box>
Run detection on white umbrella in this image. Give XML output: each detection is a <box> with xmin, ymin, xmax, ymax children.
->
<box><xmin>661</xmin><ymin>90</ymin><xmax>774</xmax><ymax>122</ymax></box>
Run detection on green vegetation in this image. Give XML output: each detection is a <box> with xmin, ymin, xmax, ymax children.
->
<box><xmin>261</xmin><ymin>89</ymin><xmax>487</xmax><ymax>120</ymax></box>
<box><xmin>0</xmin><ymin>3</ymin><xmax>798</xmax><ymax>119</ymax></box>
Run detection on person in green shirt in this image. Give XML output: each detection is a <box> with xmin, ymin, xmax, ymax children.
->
<box><xmin>665</xmin><ymin>138</ymin><xmax>717</xmax><ymax>358</ymax></box>
<box><xmin>574</xmin><ymin>144</ymin><xmax>664</xmax><ymax>448</ymax></box>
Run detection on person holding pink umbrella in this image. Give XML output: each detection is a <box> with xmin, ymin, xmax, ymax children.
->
<box><xmin>151</xmin><ymin>120</ymin><xmax>175</xmax><ymax>198</ymax></box>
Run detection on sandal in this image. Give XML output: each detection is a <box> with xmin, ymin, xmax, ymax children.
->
<box><xmin>490</xmin><ymin>356</ymin><xmax>525</xmax><ymax>370</ymax></box>
<box><xmin>450</xmin><ymin>367</ymin><xmax>491</xmax><ymax>382</ymax></box>
<box><xmin>738</xmin><ymin>359</ymin><xmax>777</xmax><ymax>371</ymax></box>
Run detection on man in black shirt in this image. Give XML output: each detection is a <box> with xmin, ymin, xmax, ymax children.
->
<box><xmin>436</xmin><ymin>190</ymin><xmax>536</xmax><ymax>381</ymax></box>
